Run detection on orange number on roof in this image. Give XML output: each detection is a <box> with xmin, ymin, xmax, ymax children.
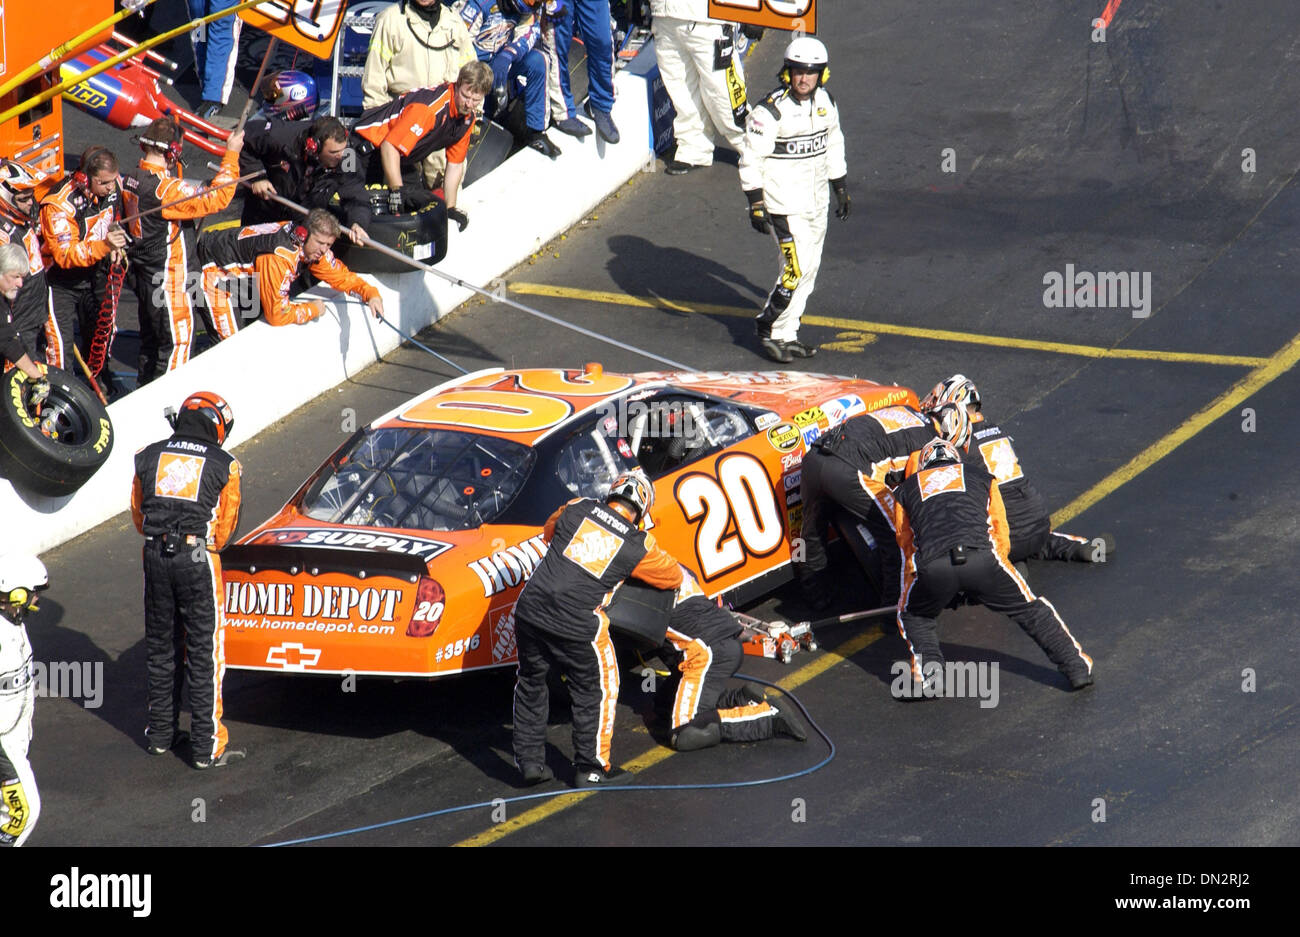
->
<box><xmin>403</xmin><ymin>390</ymin><xmax>572</xmax><ymax>432</ymax></box>
<box><xmin>514</xmin><ymin>369</ymin><xmax>635</xmax><ymax>397</ymax></box>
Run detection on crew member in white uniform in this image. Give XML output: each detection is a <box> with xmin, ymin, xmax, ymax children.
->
<box><xmin>0</xmin><ymin>554</ymin><xmax>47</xmax><ymax>847</ymax></box>
<box><xmin>738</xmin><ymin>36</ymin><xmax>850</xmax><ymax>363</ymax></box>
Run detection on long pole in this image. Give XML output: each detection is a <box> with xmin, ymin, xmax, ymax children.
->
<box><xmin>0</xmin><ymin>0</ymin><xmax>165</xmax><ymax>99</ymax></box>
<box><xmin>0</xmin><ymin>0</ymin><xmax>270</xmax><ymax>126</ymax></box>
<box><xmin>250</xmin><ymin>187</ymin><xmax>695</xmax><ymax>372</ymax></box>
<box><xmin>235</xmin><ymin>38</ymin><xmax>280</xmax><ymax>133</ymax></box>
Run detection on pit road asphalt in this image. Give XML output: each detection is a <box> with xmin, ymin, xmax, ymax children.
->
<box><xmin>27</xmin><ymin>0</ymin><xmax>1299</xmax><ymax>846</ymax></box>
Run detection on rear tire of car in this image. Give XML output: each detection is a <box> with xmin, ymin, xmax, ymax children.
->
<box><xmin>0</xmin><ymin>366</ymin><xmax>114</xmax><ymax>497</ymax></box>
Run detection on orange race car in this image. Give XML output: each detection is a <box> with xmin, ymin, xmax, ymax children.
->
<box><xmin>221</xmin><ymin>365</ymin><xmax>918</xmax><ymax>677</ymax></box>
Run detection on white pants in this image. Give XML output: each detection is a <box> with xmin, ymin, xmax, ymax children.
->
<box><xmin>761</xmin><ymin>210</ymin><xmax>827</xmax><ymax>342</ymax></box>
<box><xmin>652</xmin><ymin>17</ymin><xmax>746</xmax><ymax>166</ymax></box>
<box><xmin>0</xmin><ymin>641</ymin><xmax>38</xmax><ymax>847</ymax></box>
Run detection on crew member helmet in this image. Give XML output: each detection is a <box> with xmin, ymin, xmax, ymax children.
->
<box><xmin>263</xmin><ymin>70</ymin><xmax>319</xmax><ymax>120</ymax></box>
<box><xmin>606</xmin><ymin>469</ymin><xmax>655</xmax><ymax>524</ymax></box>
<box><xmin>0</xmin><ymin>160</ymin><xmax>40</xmax><ymax>225</ymax></box>
<box><xmin>918</xmin><ymin>438</ymin><xmax>962</xmax><ymax>472</ymax></box>
<box><xmin>929</xmin><ymin>402</ymin><xmax>972</xmax><ymax>451</ymax></box>
<box><xmin>176</xmin><ymin>391</ymin><xmax>235</xmax><ymax>445</ymax></box>
<box><xmin>922</xmin><ymin>373</ymin><xmax>982</xmax><ymax>415</ymax></box>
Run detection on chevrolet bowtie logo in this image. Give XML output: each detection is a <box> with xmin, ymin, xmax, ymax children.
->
<box><xmin>266</xmin><ymin>643</ymin><xmax>322</xmax><ymax>670</ymax></box>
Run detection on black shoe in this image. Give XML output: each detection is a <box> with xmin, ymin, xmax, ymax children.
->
<box><xmin>738</xmin><ymin>682</ymin><xmax>768</xmax><ymax>704</ymax></box>
<box><xmin>193</xmin><ymin>748</ymin><xmax>246</xmax><ymax>770</ymax></box>
<box><xmin>672</xmin><ymin>722</ymin><xmax>721</xmax><ymax>752</ymax></box>
<box><xmin>574</xmin><ymin>765</ymin><xmax>627</xmax><ymax>788</ymax></box>
<box><xmin>1065</xmin><ymin>667</ymin><xmax>1095</xmax><ymax>691</ymax></box>
<box><xmin>784</xmin><ymin>339</ymin><xmax>819</xmax><ymax>358</ymax></box>
<box><xmin>584</xmin><ymin>102</ymin><xmax>620</xmax><ymax>144</ymax></box>
<box><xmin>521</xmin><ymin>763</ymin><xmax>555</xmax><ymax>785</ymax></box>
<box><xmin>664</xmin><ymin>159</ymin><xmax>701</xmax><ymax>175</ymax></box>
<box><xmin>523</xmin><ymin>130</ymin><xmax>561</xmax><ymax>160</ymax></box>
<box><xmin>772</xmin><ymin>708</ymin><xmax>808</xmax><ymax>741</ymax></box>
<box><xmin>197</xmin><ymin>100</ymin><xmax>223</xmax><ymax>120</ymax></box>
<box><xmin>760</xmin><ymin>337</ymin><xmax>794</xmax><ymax>363</ymax></box>
<box><xmin>799</xmin><ymin>576</ymin><xmax>834</xmax><ymax>612</ymax></box>
<box><xmin>553</xmin><ymin>116</ymin><xmax>592</xmax><ymax>138</ymax></box>
<box><xmin>146</xmin><ymin>730</ymin><xmax>188</xmax><ymax>756</ymax></box>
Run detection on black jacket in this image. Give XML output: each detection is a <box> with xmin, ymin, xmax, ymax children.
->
<box><xmin>238</xmin><ymin>118</ymin><xmax>372</xmax><ymax>229</ymax></box>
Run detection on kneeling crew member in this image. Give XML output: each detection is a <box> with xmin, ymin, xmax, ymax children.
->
<box><xmin>512</xmin><ymin>470</ymin><xmax>682</xmax><ymax>787</ymax></box>
<box><xmin>892</xmin><ymin>438</ymin><xmax>1094</xmax><ymax>695</ymax></box>
<box><xmin>132</xmin><ymin>392</ymin><xmax>243</xmax><ymax>768</ymax></box>
<box><xmin>661</xmin><ymin>564</ymin><xmax>806</xmax><ymax>751</ymax></box>
<box><xmin>196</xmin><ymin>208</ymin><xmax>383</xmax><ymax>337</ymax></box>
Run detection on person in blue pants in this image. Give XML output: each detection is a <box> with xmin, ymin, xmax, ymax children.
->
<box><xmin>551</xmin><ymin>0</ymin><xmax>619</xmax><ymax>143</ymax></box>
<box><xmin>188</xmin><ymin>0</ymin><xmax>243</xmax><ymax>120</ymax></box>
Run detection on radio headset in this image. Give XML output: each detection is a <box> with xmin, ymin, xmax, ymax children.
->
<box><xmin>72</xmin><ymin>145</ymin><xmax>110</xmax><ymax>193</ymax></box>
<box><xmin>139</xmin><ymin>120</ymin><xmax>185</xmax><ymax>165</ymax></box>
<box><xmin>779</xmin><ymin>63</ymin><xmax>830</xmax><ymax>87</ymax></box>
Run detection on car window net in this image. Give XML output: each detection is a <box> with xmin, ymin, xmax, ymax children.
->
<box><xmin>302</xmin><ymin>427</ymin><xmax>535</xmax><ymax>531</ymax></box>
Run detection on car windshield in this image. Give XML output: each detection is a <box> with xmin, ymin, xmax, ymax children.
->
<box><xmin>301</xmin><ymin>427</ymin><xmax>535</xmax><ymax>531</ymax></box>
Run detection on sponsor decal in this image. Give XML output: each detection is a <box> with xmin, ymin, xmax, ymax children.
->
<box><xmin>800</xmin><ymin>424</ymin><xmax>823</xmax><ymax>448</ymax></box>
<box><xmin>154</xmin><ymin>452</ymin><xmax>205</xmax><ymax>501</ymax></box>
<box><xmin>792</xmin><ymin>406</ymin><xmax>824</xmax><ymax>427</ymax></box>
<box><xmin>868</xmin><ymin>405</ymin><xmax>928</xmax><ymax>434</ymax></box>
<box><xmin>266</xmin><ymin>643</ymin><xmax>323</xmax><ymax>670</ymax></box>
<box><xmin>766</xmin><ymin>422</ymin><xmax>801</xmax><ymax>452</ymax></box>
<box><xmin>562</xmin><ymin>518</ymin><xmax>625</xmax><ymax>579</ymax></box>
<box><xmin>754</xmin><ymin>411</ymin><xmax>781</xmax><ymax>431</ymax></box>
<box><xmin>407</xmin><ymin>578</ymin><xmax>446</xmax><ymax>637</ymax></box>
<box><xmin>821</xmin><ymin>394</ymin><xmax>866</xmax><ymax>426</ymax></box>
<box><xmin>786</xmin><ymin>502</ymin><xmax>803</xmax><ymax>534</ymax></box>
<box><xmin>979</xmin><ymin>438</ymin><xmax>1024</xmax><ymax>483</ymax></box>
<box><xmin>866</xmin><ymin>389</ymin><xmax>912</xmax><ymax>411</ymax></box>
<box><xmin>617</xmin><ymin>438</ymin><xmax>633</xmax><ymax>458</ymax></box>
<box><xmin>780</xmin><ymin>451</ymin><xmax>803</xmax><ymax>472</ymax></box>
<box><xmin>468</xmin><ymin>534</ymin><xmax>549</xmax><ymax>597</ymax></box>
<box><xmin>918</xmin><ymin>464</ymin><xmax>966</xmax><ymax>501</ymax></box>
<box><xmin>1</xmin><ymin>780</ymin><xmax>28</xmax><ymax>841</ymax></box>
<box><xmin>785</xmin><ymin>490</ymin><xmax>801</xmax><ymax>507</ymax></box>
<box><xmin>488</xmin><ymin>604</ymin><xmax>518</xmax><ymax>663</ymax></box>
<box><xmin>224</xmin><ymin>580</ymin><xmax>403</xmax><ymax>622</ymax></box>
<box><xmin>783</xmin><ymin>470</ymin><xmax>802</xmax><ymax>491</ymax></box>
<box><xmin>248</xmin><ymin>527</ymin><xmax>452</xmax><ymax>561</ymax></box>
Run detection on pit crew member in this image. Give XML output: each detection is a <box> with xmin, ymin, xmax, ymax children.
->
<box><xmin>738</xmin><ymin>37</ymin><xmax>849</xmax><ymax>363</ymax></box>
<box><xmin>658</xmin><ymin>565</ymin><xmax>807</xmax><ymax>751</ymax></box>
<box><xmin>131</xmin><ymin>392</ymin><xmax>244</xmax><ymax>768</ymax></box>
<box><xmin>0</xmin><ymin>161</ymin><xmax>53</xmax><ymax>361</ymax></box>
<box><xmin>0</xmin><ymin>553</ymin><xmax>48</xmax><ymax>846</ymax></box>
<box><xmin>195</xmin><ymin>208</ymin><xmax>383</xmax><ymax>336</ymax></box>
<box><xmin>923</xmin><ymin>374</ymin><xmax>1112</xmax><ymax>564</ymax></box>
<box><xmin>794</xmin><ymin>403</ymin><xmax>969</xmax><ymax>610</ymax></box>
<box><xmin>362</xmin><ymin>0</ymin><xmax>477</xmax><ymax>189</ymax></box>
<box><xmin>892</xmin><ymin>438</ymin><xmax>1094</xmax><ymax>697</ymax></box>
<box><xmin>40</xmin><ymin>146</ymin><xmax>128</xmax><ymax>387</ymax></box>
<box><xmin>353</xmin><ymin>61</ymin><xmax>493</xmax><ymax>226</ymax></box>
<box><xmin>512</xmin><ymin>470</ymin><xmax>683</xmax><ymax>787</ymax></box>
<box><xmin>120</xmin><ymin>119</ymin><xmax>243</xmax><ymax>384</ymax></box>
<box><xmin>238</xmin><ymin>114</ymin><xmax>371</xmax><ymax>238</ymax></box>
<box><xmin>0</xmin><ymin>243</ymin><xmax>49</xmax><ymax>388</ymax></box>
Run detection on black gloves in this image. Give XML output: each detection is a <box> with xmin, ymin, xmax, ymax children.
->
<box><xmin>447</xmin><ymin>207</ymin><xmax>469</xmax><ymax>232</ymax></box>
<box><xmin>741</xmin><ymin>24</ymin><xmax>765</xmax><ymax>41</ymax></box>
<box><xmin>744</xmin><ymin>189</ymin><xmax>771</xmax><ymax>234</ymax></box>
<box><xmin>832</xmin><ymin>177</ymin><xmax>851</xmax><ymax>220</ymax></box>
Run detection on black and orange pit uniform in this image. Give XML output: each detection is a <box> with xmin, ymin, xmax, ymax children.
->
<box><xmin>0</xmin><ymin>212</ymin><xmax>52</xmax><ymax>362</ymax></box>
<box><xmin>660</xmin><ymin>566</ymin><xmax>791</xmax><ymax>744</ymax></box>
<box><xmin>237</xmin><ymin>117</ymin><xmax>372</xmax><ymax>229</ymax></box>
<box><xmin>963</xmin><ymin>419</ymin><xmax>1093</xmax><ymax>563</ymax></box>
<box><xmin>512</xmin><ymin>497</ymin><xmax>682</xmax><ymax>776</ymax></box>
<box><xmin>131</xmin><ymin>412</ymin><xmax>242</xmax><ymax>763</ymax></box>
<box><xmin>195</xmin><ymin>221</ymin><xmax>380</xmax><ymax>337</ymax></box>
<box><xmin>891</xmin><ymin>456</ymin><xmax>1093</xmax><ymax>695</ymax></box>
<box><xmin>120</xmin><ymin>147</ymin><xmax>240</xmax><ymax>384</ymax></box>
<box><xmin>797</xmin><ymin>405</ymin><xmax>938</xmax><ymax>605</ymax></box>
<box><xmin>353</xmin><ymin>83</ymin><xmax>475</xmax><ymax>189</ymax></box>
<box><xmin>39</xmin><ymin>178</ymin><xmax>122</xmax><ymax>374</ymax></box>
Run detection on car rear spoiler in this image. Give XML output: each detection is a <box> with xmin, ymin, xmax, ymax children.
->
<box><xmin>221</xmin><ymin>543</ymin><xmax>429</xmax><ymax>582</ymax></box>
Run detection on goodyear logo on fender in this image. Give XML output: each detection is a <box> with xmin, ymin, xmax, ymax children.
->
<box><xmin>766</xmin><ymin>422</ymin><xmax>801</xmax><ymax>452</ymax></box>
<box><xmin>867</xmin><ymin>389</ymin><xmax>912</xmax><ymax>411</ymax></box>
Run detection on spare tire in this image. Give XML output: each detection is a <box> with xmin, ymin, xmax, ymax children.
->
<box><xmin>347</xmin><ymin>196</ymin><xmax>450</xmax><ymax>274</ymax></box>
<box><xmin>0</xmin><ymin>367</ymin><xmax>114</xmax><ymax>497</ymax></box>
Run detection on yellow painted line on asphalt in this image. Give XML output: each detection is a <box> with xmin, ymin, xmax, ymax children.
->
<box><xmin>508</xmin><ymin>283</ymin><xmax>1269</xmax><ymax>368</ymax></box>
<box><xmin>453</xmin><ymin>627</ymin><xmax>886</xmax><ymax>847</ymax></box>
<box><xmin>1052</xmin><ymin>330</ymin><xmax>1300</xmax><ymax>527</ymax></box>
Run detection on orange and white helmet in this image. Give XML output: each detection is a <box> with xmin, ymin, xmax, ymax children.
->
<box><xmin>606</xmin><ymin>469</ymin><xmax>654</xmax><ymax>525</ymax></box>
<box><xmin>922</xmin><ymin>373</ymin><xmax>982</xmax><ymax>415</ymax></box>
<box><xmin>178</xmin><ymin>391</ymin><xmax>234</xmax><ymax>445</ymax></box>
<box><xmin>929</xmin><ymin>402</ymin><xmax>972</xmax><ymax>451</ymax></box>
<box><xmin>918</xmin><ymin>437</ymin><xmax>962</xmax><ymax>472</ymax></box>
<box><xmin>0</xmin><ymin>160</ymin><xmax>41</xmax><ymax>225</ymax></box>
